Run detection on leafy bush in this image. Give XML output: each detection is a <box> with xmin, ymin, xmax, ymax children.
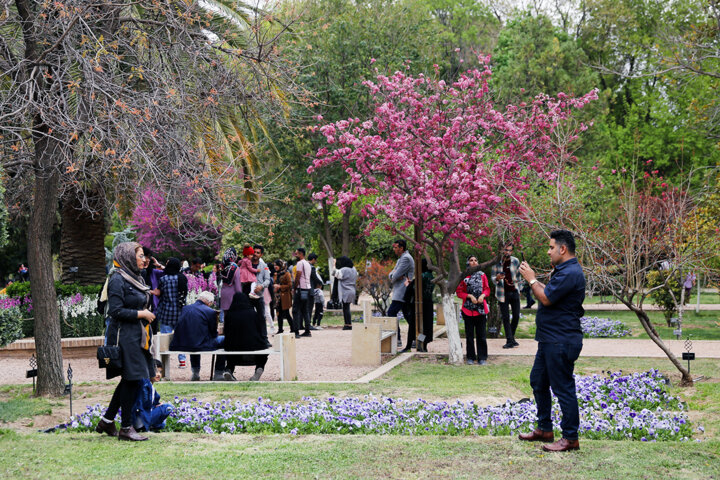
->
<box><xmin>5</xmin><ymin>281</ymin><xmax>102</xmax><ymax>300</ymax></box>
<box><xmin>647</xmin><ymin>270</ymin><xmax>687</xmax><ymax>327</ymax></box>
<box><xmin>0</xmin><ymin>305</ymin><xmax>23</xmax><ymax>347</ymax></box>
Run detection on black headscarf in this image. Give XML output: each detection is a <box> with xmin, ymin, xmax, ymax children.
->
<box><xmin>165</xmin><ymin>257</ymin><xmax>181</xmax><ymax>275</ymax></box>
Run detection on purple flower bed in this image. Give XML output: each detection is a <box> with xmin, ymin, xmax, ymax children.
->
<box><xmin>62</xmin><ymin>370</ymin><xmax>699</xmax><ymax>441</ymax></box>
<box><xmin>581</xmin><ymin>316</ymin><xmax>631</xmax><ymax>338</ymax></box>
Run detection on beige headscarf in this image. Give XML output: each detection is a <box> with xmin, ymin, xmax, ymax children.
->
<box><xmin>113</xmin><ymin>242</ymin><xmax>150</xmax><ymax>293</ymax></box>
<box><xmin>113</xmin><ymin>242</ymin><xmax>152</xmax><ymax>350</ymax></box>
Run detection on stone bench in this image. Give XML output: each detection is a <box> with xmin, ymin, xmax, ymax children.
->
<box><xmin>157</xmin><ymin>332</ymin><xmax>297</xmax><ymax>381</ymax></box>
<box><xmin>351</xmin><ymin>311</ymin><xmax>399</xmax><ymax>366</ymax></box>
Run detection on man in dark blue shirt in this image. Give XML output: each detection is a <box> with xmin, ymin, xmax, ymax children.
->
<box><xmin>517</xmin><ymin>230</ymin><xmax>585</xmax><ymax>452</ymax></box>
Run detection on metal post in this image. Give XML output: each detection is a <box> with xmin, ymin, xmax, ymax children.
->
<box><xmin>27</xmin><ymin>354</ymin><xmax>37</xmax><ymax>395</ymax></box>
<box><xmin>683</xmin><ymin>337</ymin><xmax>694</xmax><ymax>374</ymax></box>
<box><xmin>65</xmin><ymin>363</ymin><xmax>73</xmax><ymax>417</ymax></box>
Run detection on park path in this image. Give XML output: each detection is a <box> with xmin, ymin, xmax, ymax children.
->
<box><xmin>1</xmin><ymin>324</ymin><xmax>718</xmax><ymax>388</ymax></box>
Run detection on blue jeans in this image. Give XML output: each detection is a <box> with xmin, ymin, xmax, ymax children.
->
<box><xmin>134</xmin><ymin>403</ymin><xmax>173</xmax><ymax>432</ymax></box>
<box><xmin>160</xmin><ymin>324</ymin><xmax>186</xmax><ymax>363</ymax></box>
<box><xmin>189</xmin><ymin>336</ymin><xmax>225</xmax><ymax>370</ymax></box>
<box><xmin>530</xmin><ymin>342</ymin><xmax>583</xmax><ymax>440</ymax></box>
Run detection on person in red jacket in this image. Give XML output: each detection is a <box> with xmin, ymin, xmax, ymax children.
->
<box><xmin>455</xmin><ymin>255</ymin><xmax>491</xmax><ymax>365</ymax></box>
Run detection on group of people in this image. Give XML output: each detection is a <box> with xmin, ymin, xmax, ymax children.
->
<box><xmin>94</xmin><ymin>241</ymin><xmax>365</xmax><ymax>441</ymax></box>
<box><xmin>96</xmin><ymin>228</ymin><xmax>587</xmax><ymax>452</ymax></box>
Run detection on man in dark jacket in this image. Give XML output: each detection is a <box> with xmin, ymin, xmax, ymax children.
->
<box><xmin>170</xmin><ymin>291</ymin><xmax>225</xmax><ymax>381</ymax></box>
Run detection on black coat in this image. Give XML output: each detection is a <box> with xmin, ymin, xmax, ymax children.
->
<box><xmin>106</xmin><ymin>272</ymin><xmax>154</xmax><ymax>380</ymax></box>
<box><xmin>170</xmin><ymin>301</ymin><xmax>219</xmax><ymax>351</ymax></box>
<box><xmin>223</xmin><ymin>292</ymin><xmax>268</xmax><ymax>366</ymax></box>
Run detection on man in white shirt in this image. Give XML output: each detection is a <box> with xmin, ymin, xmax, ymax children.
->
<box><xmin>293</xmin><ymin>248</ymin><xmax>313</xmax><ymax>337</ymax></box>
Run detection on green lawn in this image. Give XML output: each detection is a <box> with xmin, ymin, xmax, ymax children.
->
<box><xmin>583</xmin><ymin>291</ymin><xmax>720</xmax><ymax>305</ymax></box>
<box><xmin>1</xmin><ymin>357</ymin><xmax>719</xmax><ymax>479</ymax></box>
<box><xmin>512</xmin><ymin>310</ymin><xmax>720</xmax><ymax>341</ymax></box>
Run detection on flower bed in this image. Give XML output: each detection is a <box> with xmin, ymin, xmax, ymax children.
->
<box><xmin>62</xmin><ymin>370</ymin><xmax>700</xmax><ymax>441</ymax></box>
<box><xmin>581</xmin><ymin>316</ymin><xmax>631</xmax><ymax>338</ymax></box>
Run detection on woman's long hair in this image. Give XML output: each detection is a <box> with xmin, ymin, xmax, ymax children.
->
<box><xmin>336</xmin><ymin>256</ymin><xmax>353</xmax><ymax>269</ymax></box>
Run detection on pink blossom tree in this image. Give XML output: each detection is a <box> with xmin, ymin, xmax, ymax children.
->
<box><xmin>130</xmin><ymin>187</ymin><xmax>221</xmax><ymax>256</ymax></box>
<box><xmin>309</xmin><ymin>57</ymin><xmax>597</xmax><ymax>364</ymax></box>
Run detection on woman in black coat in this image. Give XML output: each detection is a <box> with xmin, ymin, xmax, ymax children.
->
<box><xmin>96</xmin><ymin>242</ymin><xmax>156</xmax><ymax>441</ymax></box>
<box><xmin>222</xmin><ymin>291</ymin><xmax>269</xmax><ymax>382</ymax></box>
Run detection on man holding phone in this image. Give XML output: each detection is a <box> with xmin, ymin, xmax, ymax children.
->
<box><xmin>491</xmin><ymin>243</ymin><xmax>522</xmax><ymax>348</ymax></box>
<box><xmin>517</xmin><ymin>229</ymin><xmax>585</xmax><ymax>452</ymax></box>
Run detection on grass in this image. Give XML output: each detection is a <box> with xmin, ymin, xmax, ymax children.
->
<box><xmin>1</xmin><ymin>357</ymin><xmax>719</xmax><ymax>479</ymax></box>
<box><xmin>512</xmin><ymin>310</ymin><xmax>720</xmax><ymax>341</ymax></box>
<box><xmin>1</xmin><ymin>432</ymin><xmax>718</xmax><ymax>479</ymax></box>
<box><xmin>0</xmin><ymin>386</ymin><xmax>54</xmax><ymax>423</ymax></box>
<box><xmin>583</xmin><ymin>291</ymin><xmax>720</xmax><ymax>305</ymax></box>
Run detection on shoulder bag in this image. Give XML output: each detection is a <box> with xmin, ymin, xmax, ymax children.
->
<box><xmin>97</xmin><ymin>324</ymin><xmax>122</xmax><ymax>369</ymax></box>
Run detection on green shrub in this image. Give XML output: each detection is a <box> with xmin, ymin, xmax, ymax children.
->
<box><xmin>5</xmin><ymin>281</ymin><xmax>102</xmax><ymax>300</ymax></box>
<box><xmin>0</xmin><ymin>306</ymin><xmax>23</xmax><ymax>347</ymax></box>
<box><xmin>647</xmin><ymin>270</ymin><xmax>687</xmax><ymax>327</ymax></box>
<box><xmin>5</xmin><ymin>282</ymin><xmax>30</xmax><ymax>299</ymax></box>
<box><xmin>60</xmin><ymin>313</ymin><xmax>104</xmax><ymax>338</ymax></box>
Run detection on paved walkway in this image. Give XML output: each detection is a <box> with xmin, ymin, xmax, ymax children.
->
<box><xmin>2</xmin><ymin>324</ymin><xmax>718</xmax><ymax>387</ymax></box>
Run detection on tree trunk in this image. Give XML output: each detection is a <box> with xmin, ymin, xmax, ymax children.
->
<box><xmin>631</xmin><ymin>305</ymin><xmax>693</xmax><ymax>386</ymax></box>
<box><xmin>441</xmin><ymin>291</ymin><xmax>463</xmax><ymax>364</ymax></box>
<box><xmin>60</xmin><ymin>192</ymin><xmax>107</xmax><ymax>285</ymax></box>
<box><xmin>28</xmin><ymin>137</ymin><xmax>65</xmax><ymax>396</ymax></box>
<box><xmin>341</xmin><ymin>203</ymin><xmax>352</xmax><ymax>256</ymax></box>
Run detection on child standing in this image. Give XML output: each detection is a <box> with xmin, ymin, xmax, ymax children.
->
<box><xmin>239</xmin><ymin>245</ymin><xmax>260</xmax><ymax>299</ymax></box>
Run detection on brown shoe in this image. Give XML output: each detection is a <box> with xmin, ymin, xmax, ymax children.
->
<box><xmin>518</xmin><ymin>429</ymin><xmax>554</xmax><ymax>442</ymax></box>
<box><xmin>118</xmin><ymin>426</ymin><xmax>148</xmax><ymax>442</ymax></box>
<box><xmin>542</xmin><ymin>437</ymin><xmax>579</xmax><ymax>452</ymax></box>
<box><xmin>95</xmin><ymin>419</ymin><xmax>118</xmax><ymax>437</ymax></box>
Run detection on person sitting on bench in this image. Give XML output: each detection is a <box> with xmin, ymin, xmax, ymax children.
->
<box><xmin>222</xmin><ymin>291</ymin><xmax>269</xmax><ymax>382</ymax></box>
<box><xmin>131</xmin><ymin>360</ymin><xmax>173</xmax><ymax>432</ymax></box>
<box><xmin>169</xmin><ymin>291</ymin><xmax>225</xmax><ymax>381</ymax></box>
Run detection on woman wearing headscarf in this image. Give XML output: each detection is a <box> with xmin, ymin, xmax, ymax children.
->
<box><xmin>273</xmin><ymin>259</ymin><xmax>295</xmax><ymax>335</ymax></box>
<box><xmin>220</xmin><ymin>247</ymin><xmax>243</xmax><ymax>314</ymax></box>
<box><xmin>154</xmin><ymin>257</ymin><xmax>188</xmax><ymax>367</ymax></box>
<box><xmin>455</xmin><ymin>255</ymin><xmax>491</xmax><ymax>365</ymax></box>
<box><xmin>331</xmin><ymin>256</ymin><xmax>358</xmax><ymax>330</ymax></box>
<box><xmin>222</xmin><ymin>291</ymin><xmax>269</xmax><ymax>381</ymax></box>
<box><xmin>95</xmin><ymin>242</ymin><xmax>155</xmax><ymax>441</ymax></box>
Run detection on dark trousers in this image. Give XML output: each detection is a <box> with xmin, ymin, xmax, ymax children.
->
<box><xmin>105</xmin><ymin>378</ymin><xmax>141</xmax><ymax>428</ymax></box>
<box><xmin>387</xmin><ymin>300</ymin><xmax>410</xmax><ymax>343</ymax></box>
<box><xmin>498</xmin><ymin>289</ymin><xmax>521</xmax><ymax>343</ymax></box>
<box><xmin>530</xmin><ymin>342</ymin><xmax>583</xmax><ymax>440</ymax></box>
<box><xmin>312</xmin><ymin>301</ymin><xmax>324</xmax><ymax>325</ymax></box>
<box><xmin>462</xmin><ymin>312</ymin><xmax>487</xmax><ymax>361</ymax></box>
<box><xmin>341</xmin><ymin>301</ymin><xmax>352</xmax><ymax>325</ymax></box>
<box><xmin>277</xmin><ymin>308</ymin><xmax>294</xmax><ymax>332</ymax></box>
<box><xmin>292</xmin><ymin>289</ymin><xmax>311</xmax><ymax>333</ymax></box>
<box><xmin>422</xmin><ymin>300</ymin><xmax>434</xmax><ymax>345</ymax></box>
<box><xmin>190</xmin><ymin>337</ymin><xmax>226</xmax><ymax>371</ymax></box>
